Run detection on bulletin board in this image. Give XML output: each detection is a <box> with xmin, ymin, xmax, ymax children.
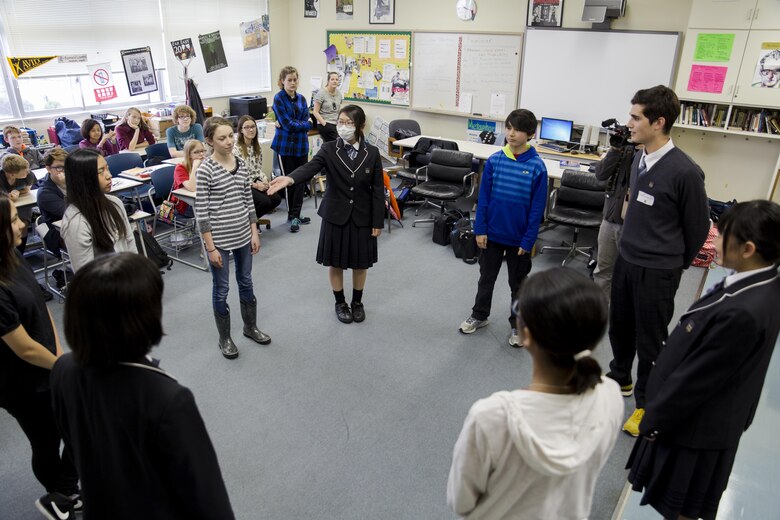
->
<box><xmin>326</xmin><ymin>30</ymin><xmax>412</xmax><ymax>107</ymax></box>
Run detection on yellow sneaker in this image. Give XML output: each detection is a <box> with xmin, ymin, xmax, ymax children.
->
<box><xmin>622</xmin><ymin>408</ymin><xmax>645</xmax><ymax>437</ymax></box>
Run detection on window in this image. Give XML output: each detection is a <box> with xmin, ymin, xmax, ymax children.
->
<box><xmin>0</xmin><ymin>0</ymin><xmax>270</xmax><ymax>122</ymax></box>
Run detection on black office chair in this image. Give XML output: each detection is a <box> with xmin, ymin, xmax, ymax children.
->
<box><xmin>411</xmin><ymin>149</ymin><xmax>476</xmax><ymax>227</ymax></box>
<box><xmin>387</xmin><ymin>119</ymin><xmax>420</xmax><ymax>160</ymax></box>
<box><xmin>540</xmin><ymin>169</ymin><xmax>606</xmax><ymax>267</ymax></box>
<box><xmin>105</xmin><ymin>152</ymin><xmax>143</xmax><ymax>178</ymax></box>
<box><xmin>396</xmin><ymin>137</ymin><xmax>459</xmax><ymax>184</ymax></box>
<box><xmin>144</xmin><ymin>142</ymin><xmax>172</xmax><ymax>166</ymax></box>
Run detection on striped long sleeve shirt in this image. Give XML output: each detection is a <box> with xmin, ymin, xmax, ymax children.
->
<box><xmin>195</xmin><ymin>156</ymin><xmax>257</xmax><ymax>250</ymax></box>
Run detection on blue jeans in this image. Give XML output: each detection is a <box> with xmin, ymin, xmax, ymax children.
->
<box><xmin>210</xmin><ymin>243</ymin><xmax>255</xmax><ymax>315</ymax></box>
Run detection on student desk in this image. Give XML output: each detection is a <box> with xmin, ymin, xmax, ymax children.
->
<box><xmin>33</xmin><ymin>167</ymin><xmax>47</xmax><ymax>182</ymax></box>
<box><xmin>16</xmin><ymin>189</ymin><xmax>38</xmax><ymax>207</ymax></box>
<box><xmin>168</xmin><ymin>188</ymin><xmax>209</xmax><ymax>271</ymax></box>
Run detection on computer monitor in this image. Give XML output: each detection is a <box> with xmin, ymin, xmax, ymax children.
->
<box><xmin>539</xmin><ymin>117</ymin><xmax>573</xmax><ymax>144</ymax></box>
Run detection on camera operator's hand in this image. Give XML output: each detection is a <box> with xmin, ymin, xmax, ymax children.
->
<box><xmin>609</xmin><ymin>133</ymin><xmax>625</xmax><ymax>148</ymax></box>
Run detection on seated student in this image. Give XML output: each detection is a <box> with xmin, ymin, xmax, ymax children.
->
<box><xmin>1</xmin><ymin>125</ymin><xmax>44</xmax><ymax>169</ymax></box>
<box><xmin>166</xmin><ymin>104</ymin><xmax>204</xmax><ymax>158</ymax></box>
<box><xmin>78</xmin><ymin>118</ymin><xmax>119</xmax><ymax>157</ymax></box>
<box><xmin>0</xmin><ymin>154</ymin><xmax>36</xmax><ymax>253</ymax></box>
<box><xmin>37</xmin><ymin>148</ymin><xmax>69</xmax><ymax>257</ymax></box>
<box><xmin>115</xmin><ymin>107</ymin><xmax>156</xmax><ymax>151</ymax></box>
<box><xmin>60</xmin><ymin>149</ymin><xmax>136</xmax><ymax>271</ymax></box>
<box><xmin>233</xmin><ymin>115</ymin><xmax>281</xmax><ymax>220</ymax></box>
<box><xmin>447</xmin><ymin>268</ymin><xmax>623</xmax><ymax>520</ymax></box>
<box><xmin>171</xmin><ymin>139</ymin><xmax>205</xmax><ymax>217</ymax></box>
<box><xmin>50</xmin><ymin>252</ymin><xmax>235</xmax><ymax>519</ymax></box>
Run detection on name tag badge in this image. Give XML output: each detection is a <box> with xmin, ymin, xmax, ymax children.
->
<box><xmin>637</xmin><ymin>190</ymin><xmax>655</xmax><ymax>206</ymax></box>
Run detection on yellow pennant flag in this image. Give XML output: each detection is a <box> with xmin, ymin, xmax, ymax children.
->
<box><xmin>7</xmin><ymin>56</ymin><xmax>57</xmax><ymax>78</ymax></box>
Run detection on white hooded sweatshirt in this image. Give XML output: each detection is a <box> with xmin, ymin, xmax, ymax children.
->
<box><xmin>447</xmin><ymin>377</ymin><xmax>623</xmax><ymax>520</ymax></box>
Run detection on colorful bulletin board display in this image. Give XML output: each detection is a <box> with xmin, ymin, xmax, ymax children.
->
<box><xmin>326</xmin><ymin>31</ymin><xmax>412</xmax><ymax>107</ymax></box>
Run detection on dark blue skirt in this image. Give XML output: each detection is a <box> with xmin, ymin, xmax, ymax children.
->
<box><xmin>316</xmin><ymin>219</ymin><xmax>377</xmax><ymax>269</ymax></box>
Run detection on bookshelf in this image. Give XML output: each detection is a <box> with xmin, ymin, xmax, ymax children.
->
<box><xmin>676</xmin><ymin>102</ymin><xmax>780</xmax><ymax>138</ymax></box>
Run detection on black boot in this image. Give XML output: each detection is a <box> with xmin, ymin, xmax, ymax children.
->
<box><xmin>240</xmin><ymin>299</ymin><xmax>271</xmax><ymax>345</ymax></box>
<box><xmin>213</xmin><ymin>308</ymin><xmax>239</xmax><ymax>359</ymax></box>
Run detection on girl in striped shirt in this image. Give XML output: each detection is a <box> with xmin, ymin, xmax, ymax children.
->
<box><xmin>195</xmin><ymin>117</ymin><xmax>271</xmax><ymax>359</ymax></box>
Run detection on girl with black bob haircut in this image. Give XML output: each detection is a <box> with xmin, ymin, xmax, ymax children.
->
<box><xmin>0</xmin><ymin>194</ymin><xmax>81</xmax><ymax>517</ymax></box>
<box><xmin>448</xmin><ymin>268</ymin><xmax>623</xmax><ymax>519</ymax></box>
<box><xmin>628</xmin><ymin>200</ymin><xmax>780</xmax><ymax>520</ymax></box>
<box><xmin>51</xmin><ymin>253</ymin><xmax>235</xmax><ymax>519</ymax></box>
<box><xmin>60</xmin><ymin>148</ymin><xmax>135</xmax><ymax>271</ymax></box>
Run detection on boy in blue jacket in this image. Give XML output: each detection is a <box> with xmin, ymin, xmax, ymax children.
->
<box><xmin>459</xmin><ymin>109</ymin><xmax>548</xmax><ymax>346</ymax></box>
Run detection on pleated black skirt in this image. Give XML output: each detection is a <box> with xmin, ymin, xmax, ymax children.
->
<box><xmin>627</xmin><ymin>436</ymin><xmax>738</xmax><ymax>520</ymax></box>
<box><xmin>316</xmin><ymin>218</ymin><xmax>377</xmax><ymax>269</ymax></box>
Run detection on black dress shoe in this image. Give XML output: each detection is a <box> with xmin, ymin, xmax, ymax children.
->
<box><xmin>335</xmin><ymin>302</ymin><xmax>353</xmax><ymax>323</ymax></box>
<box><xmin>351</xmin><ymin>302</ymin><xmax>365</xmax><ymax>323</ymax></box>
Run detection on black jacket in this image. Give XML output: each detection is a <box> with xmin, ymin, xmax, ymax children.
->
<box><xmin>641</xmin><ymin>267</ymin><xmax>780</xmax><ymax>449</ymax></box>
<box><xmin>50</xmin><ymin>355</ymin><xmax>235</xmax><ymax>519</ymax></box>
<box><xmin>289</xmin><ymin>138</ymin><xmax>384</xmax><ymax>228</ymax></box>
<box><xmin>594</xmin><ymin>145</ymin><xmax>633</xmax><ymax>225</ymax></box>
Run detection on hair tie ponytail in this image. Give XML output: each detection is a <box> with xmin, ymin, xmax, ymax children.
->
<box><xmin>573</xmin><ymin>349</ymin><xmax>592</xmax><ymax>362</ymax></box>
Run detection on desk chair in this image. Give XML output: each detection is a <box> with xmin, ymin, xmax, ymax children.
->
<box><xmin>36</xmin><ymin>217</ymin><xmax>71</xmax><ymax>300</ymax></box>
<box><xmin>540</xmin><ymin>169</ymin><xmax>606</xmax><ymax>267</ymax></box>
<box><xmin>388</xmin><ymin>119</ymin><xmax>421</xmax><ymax>159</ymax></box>
<box><xmin>144</xmin><ymin>142</ymin><xmax>172</xmax><ymax>166</ymax></box>
<box><xmin>106</xmin><ymin>152</ymin><xmax>143</xmax><ymax>178</ymax></box>
<box><xmin>411</xmin><ymin>149</ymin><xmax>476</xmax><ymax>227</ymax></box>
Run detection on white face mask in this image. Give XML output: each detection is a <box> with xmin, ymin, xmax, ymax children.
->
<box><xmin>337</xmin><ymin>124</ymin><xmax>356</xmax><ymax>142</ymax></box>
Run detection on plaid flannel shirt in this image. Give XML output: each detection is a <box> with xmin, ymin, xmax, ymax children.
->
<box><xmin>271</xmin><ymin>89</ymin><xmax>311</xmax><ymax>158</ymax></box>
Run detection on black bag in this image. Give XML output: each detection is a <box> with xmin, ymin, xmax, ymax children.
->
<box><xmin>432</xmin><ymin>209</ymin><xmax>466</xmax><ymax>246</ymax></box>
<box><xmin>708</xmin><ymin>197</ymin><xmax>736</xmax><ymax>223</ymax></box>
<box><xmin>451</xmin><ymin>217</ymin><xmax>479</xmax><ymax>264</ymax></box>
<box><xmin>134</xmin><ymin>229</ymin><xmax>173</xmax><ymax>271</ymax></box>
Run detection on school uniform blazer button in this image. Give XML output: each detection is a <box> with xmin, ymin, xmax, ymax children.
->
<box><xmin>349</xmin><ymin>186</ymin><xmax>354</xmax><ymax>191</ymax></box>
<box><xmin>349</xmin><ymin>199</ymin><xmax>354</xmax><ymax>204</ymax></box>
<box><xmin>350</xmin><ymin>174</ymin><xmax>355</xmax><ymax>178</ymax></box>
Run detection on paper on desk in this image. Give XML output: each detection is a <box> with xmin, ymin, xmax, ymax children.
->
<box><xmin>122</xmin><ymin>167</ymin><xmax>151</xmax><ymax>178</ymax></box>
<box><xmin>490</xmin><ymin>93</ymin><xmax>506</xmax><ymax>117</ymax></box>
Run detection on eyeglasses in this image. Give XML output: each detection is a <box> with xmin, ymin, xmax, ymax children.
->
<box><xmin>337</xmin><ymin>120</ymin><xmax>355</xmax><ymax>128</ymax></box>
<box><xmin>242</xmin><ymin>125</ymin><xmax>257</xmax><ymax>131</ymax></box>
<box><xmin>49</xmin><ymin>165</ymin><xmax>65</xmax><ymax>172</ymax></box>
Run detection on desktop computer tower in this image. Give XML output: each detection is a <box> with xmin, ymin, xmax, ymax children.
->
<box><xmin>230</xmin><ymin>96</ymin><xmax>267</xmax><ymax>120</ymax></box>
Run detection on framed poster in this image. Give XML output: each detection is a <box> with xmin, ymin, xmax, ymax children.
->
<box><xmin>369</xmin><ymin>0</ymin><xmax>394</xmax><ymax>24</ymax></box>
<box><xmin>120</xmin><ymin>47</ymin><xmax>158</xmax><ymax>96</ymax></box>
<box><xmin>527</xmin><ymin>0</ymin><xmax>563</xmax><ymax>28</ymax></box>
<box><xmin>304</xmin><ymin>0</ymin><xmax>319</xmax><ymax>18</ymax></box>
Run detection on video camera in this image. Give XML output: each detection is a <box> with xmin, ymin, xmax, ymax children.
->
<box><xmin>601</xmin><ymin>118</ymin><xmax>632</xmax><ymax>148</ymax></box>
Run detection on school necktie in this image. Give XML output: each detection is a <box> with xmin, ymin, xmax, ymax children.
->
<box><xmin>701</xmin><ymin>279</ymin><xmax>725</xmax><ymax>299</ymax></box>
<box><xmin>638</xmin><ymin>155</ymin><xmax>647</xmax><ymax>176</ymax></box>
<box><xmin>347</xmin><ymin>146</ymin><xmax>358</xmax><ymax>161</ymax></box>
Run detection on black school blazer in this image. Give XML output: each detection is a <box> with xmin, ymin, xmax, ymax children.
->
<box><xmin>641</xmin><ymin>267</ymin><xmax>780</xmax><ymax>450</ymax></box>
<box><xmin>288</xmin><ymin>138</ymin><xmax>385</xmax><ymax>229</ymax></box>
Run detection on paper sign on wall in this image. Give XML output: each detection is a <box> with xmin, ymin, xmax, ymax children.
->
<box><xmin>87</xmin><ymin>62</ymin><xmax>117</xmax><ymax>102</ymax></box>
<box><xmin>687</xmin><ymin>64</ymin><xmax>727</xmax><ymax>93</ymax></box>
<box><xmin>694</xmin><ymin>33</ymin><xmax>735</xmax><ymax>62</ymax></box>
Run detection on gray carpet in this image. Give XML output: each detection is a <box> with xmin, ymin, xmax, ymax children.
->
<box><xmin>0</xmin><ymin>189</ymin><xmax>705</xmax><ymax>519</ymax></box>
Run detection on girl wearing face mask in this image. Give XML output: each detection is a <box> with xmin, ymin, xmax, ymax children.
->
<box><xmin>313</xmin><ymin>72</ymin><xmax>343</xmax><ymax>142</ymax></box>
<box><xmin>268</xmin><ymin>105</ymin><xmax>384</xmax><ymax>324</ymax></box>
<box><xmin>115</xmin><ymin>107</ymin><xmax>156</xmax><ymax>151</ymax></box>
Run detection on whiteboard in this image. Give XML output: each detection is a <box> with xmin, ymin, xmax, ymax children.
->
<box><xmin>520</xmin><ymin>28</ymin><xmax>681</xmax><ymax>127</ymax></box>
<box><xmin>412</xmin><ymin>32</ymin><xmax>523</xmax><ymax>118</ymax></box>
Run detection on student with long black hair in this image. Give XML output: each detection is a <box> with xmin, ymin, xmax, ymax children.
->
<box><xmin>628</xmin><ymin>200</ymin><xmax>780</xmax><ymax>520</ymax></box>
<box><xmin>60</xmin><ymin>149</ymin><xmax>135</xmax><ymax>271</ymax></box>
<box><xmin>447</xmin><ymin>268</ymin><xmax>623</xmax><ymax>519</ymax></box>
<box><xmin>50</xmin><ymin>253</ymin><xmax>235</xmax><ymax>519</ymax></box>
<box><xmin>0</xmin><ymin>194</ymin><xmax>81</xmax><ymax>518</ymax></box>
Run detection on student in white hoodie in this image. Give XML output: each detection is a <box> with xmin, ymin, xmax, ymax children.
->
<box><xmin>447</xmin><ymin>268</ymin><xmax>623</xmax><ymax>520</ymax></box>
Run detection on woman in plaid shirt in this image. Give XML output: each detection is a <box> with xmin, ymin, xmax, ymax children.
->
<box><xmin>271</xmin><ymin>66</ymin><xmax>312</xmax><ymax>233</ymax></box>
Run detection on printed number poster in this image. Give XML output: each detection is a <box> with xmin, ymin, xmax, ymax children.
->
<box><xmin>120</xmin><ymin>47</ymin><xmax>158</xmax><ymax>96</ymax></box>
<box><xmin>336</xmin><ymin>0</ymin><xmax>353</xmax><ymax>20</ymax></box>
<box><xmin>752</xmin><ymin>43</ymin><xmax>780</xmax><ymax>88</ymax></box>
<box><xmin>327</xmin><ymin>31</ymin><xmax>411</xmax><ymax>106</ymax></box>
<box><xmin>199</xmin><ymin>31</ymin><xmax>228</xmax><ymax>73</ymax></box>
<box><xmin>304</xmin><ymin>0</ymin><xmax>319</xmax><ymax>18</ymax></box>
<box><xmin>171</xmin><ymin>39</ymin><xmax>196</xmax><ymax>61</ymax></box>
<box><xmin>87</xmin><ymin>62</ymin><xmax>118</xmax><ymax>102</ymax></box>
<box><xmin>240</xmin><ymin>18</ymin><xmax>269</xmax><ymax>51</ymax></box>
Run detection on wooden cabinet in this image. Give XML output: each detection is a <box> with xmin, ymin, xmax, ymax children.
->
<box><xmin>733</xmin><ymin>29</ymin><xmax>780</xmax><ymax>106</ymax></box>
<box><xmin>749</xmin><ymin>0</ymin><xmax>780</xmax><ymax>30</ymax></box>
<box><xmin>687</xmin><ymin>0</ymin><xmax>779</xmax><ymax>30</ymax></box>
<box><xmin>675</xmin><ymin>29</ymin><xmax>750</xmax><ymax>103</ymax></box>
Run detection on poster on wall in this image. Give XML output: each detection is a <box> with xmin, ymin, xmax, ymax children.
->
<box><xmin>87</xmin><ymin>62</ymin><xmax>118</xmax><ymax>102</ymax></box>
<box><xmin>199</xmin><ymin>31</ymin><xmax>228</xmax><ymax>73</ymax></box>
<box><xmin>6</xmin><ymin>56</ymin><xmax>57</xmax><ymax>78</ymax></box>
<box><xmin>304</xmin><ymin>0</ymin><xmax>319</xmax><ymax>18</ymax></box>
<box><xmin>327</xmin><ymin>31</ymin><xmax>411</xmax><ymax>106</ymax></box>
<box><xmin>466</xmin><ymin>119</ymin><xmax>504</xmax><ymax>145</ymax></box>
<box><xmin>336</xmin><ymin>0</ymin><xmax>354</xmax><ymax>20</ymax></box>
<box><xmin>120</xmin><ymin>47</ymin><xmax>158</xmax><ymax>96</ymax></box>
<box><xmin>527</xmin><ymin>0</ymin><xmax>563</xmax><ymax>28</ymax></box>
<box><xmin>369</xmin><ymin>0</ymin><xmax>394</xmax><ymax>24</ymax></box>
<box><xmin>240</xmin><ymin>18</ymin><xmax>269</xmax><ymax>51</ymax></box>
<box><xmin>171</xmin><ymin>38</ymin><xmax>196</xmax><ymax>61</ymax></box>
<box><xmin>752</xmin><ymin>43</ymin><xmax>780</xmax><ymax>88</ymax></box>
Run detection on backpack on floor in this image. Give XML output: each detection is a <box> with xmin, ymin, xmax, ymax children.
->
<box><xmin>134</xmin><ymin>228</ymin><xmax>173</xmax><ymax>271</ymax></box>
<box><xmin>432</xmin><ymin>209</ymin><xmax>466</xmax><ymax>246</ymax></box>
<box><xmin>451</xmin><ymin>217</ymin><xmax>479</xmax><ymax>264</ymax></box>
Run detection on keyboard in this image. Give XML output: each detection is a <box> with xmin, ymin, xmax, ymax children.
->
<box><xmin>538</xmin><ymin>142</ymin><xmax>567</xmax><ymax>152</ymax></box>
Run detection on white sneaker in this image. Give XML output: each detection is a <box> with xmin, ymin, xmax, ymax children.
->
<box><xmin>459</xmin><ymin>316</ymin><xmax>488</xmax><ymax>334</ymax></box>
<box><xmin>509</xmin><ymin>328</ymin><xmax>521</xmax><ymax>347</ymax></box>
